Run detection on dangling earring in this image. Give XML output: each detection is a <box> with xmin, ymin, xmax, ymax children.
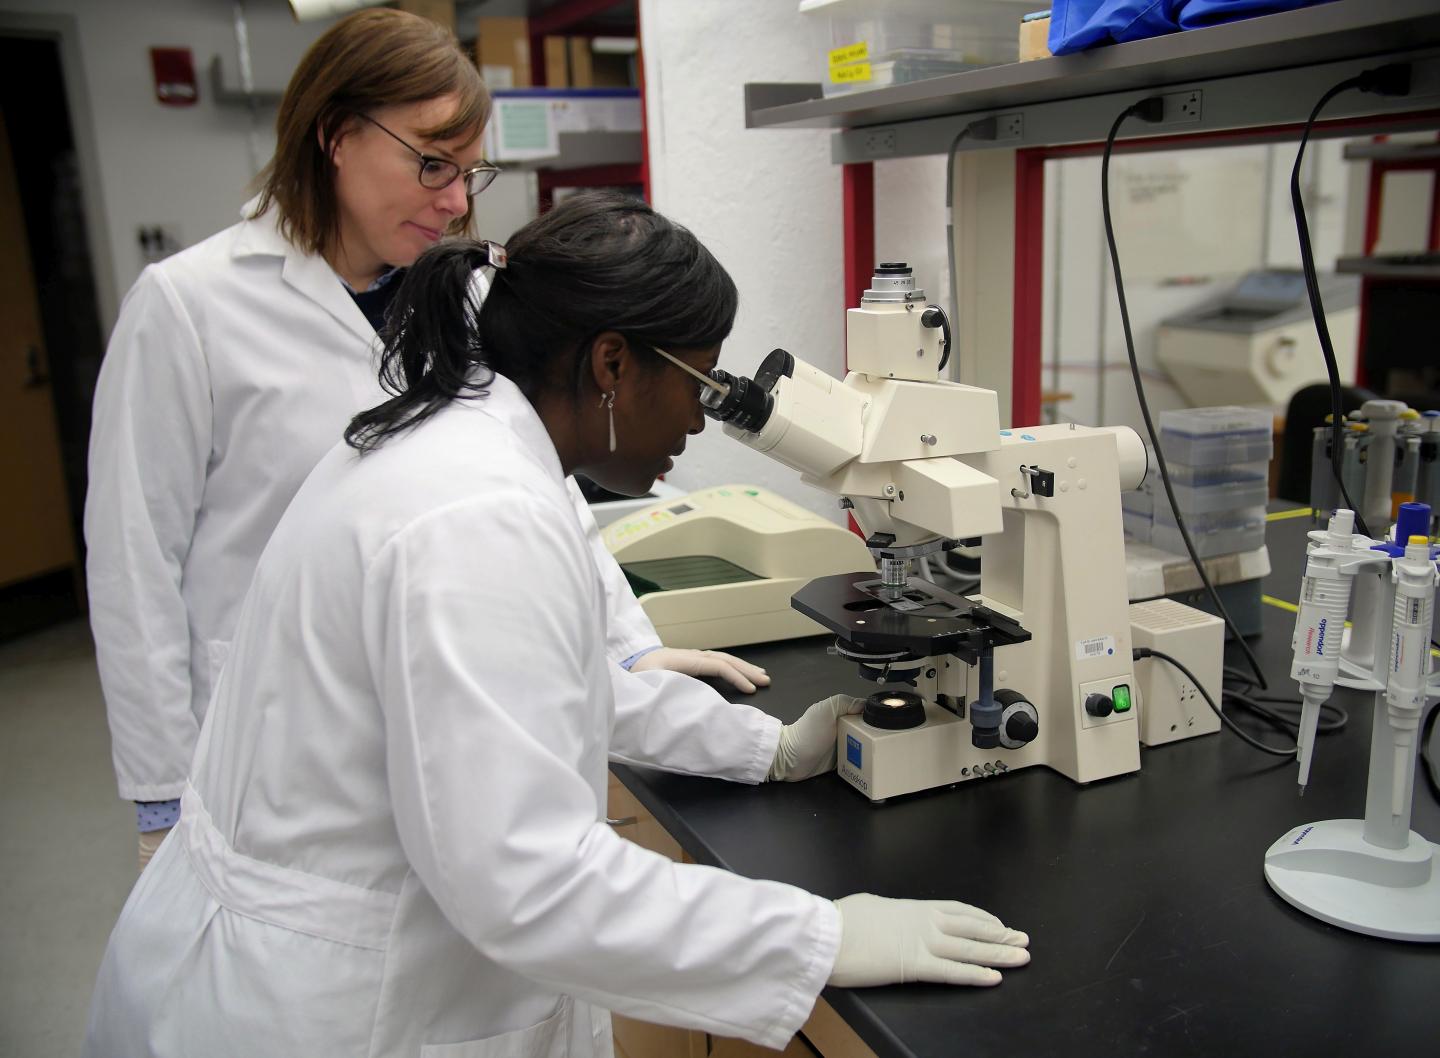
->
<box><xmin>599</xmin><ymin>390</ymin><xmax>617</xmax><ymax>453</ymax></box>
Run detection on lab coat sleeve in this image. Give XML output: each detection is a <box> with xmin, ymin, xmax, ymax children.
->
<box><xmin>564</xmin><ymin>476</ymin><xmax>661</xmax><ymax>664</ymax></box>
<box><xmin>84</xmin><ymin>267</ymin><xmax>211</xmax><ymax>802</ymax></box>
<box><xmin>365</xmin><ymin>493</ymin><xmax>839</xmax><ymax>1049</ymax></box>
<box><xmin>608</xmin><ymin>667</ymin><xmax>782</xmax><ymax>783</ymax></box>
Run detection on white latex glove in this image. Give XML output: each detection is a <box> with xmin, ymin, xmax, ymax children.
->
<box><xmin>829</xmin><ymin>894</ymin><xmax>1030</xmax><ymax>988</ymax></box>
<box><xmin>767</xmin><ymin>694</ymin><xmax>865</xmax><ymax>781</ymax></box>
<box><xmin>630</xmin><ymin>647</ymin><xmax>771</xmax><ymax>693</ymax></box>
<box><xmin>138</xmin><ymin>827</ymin><xmax>172</xmax><ymax>872</ymax></box>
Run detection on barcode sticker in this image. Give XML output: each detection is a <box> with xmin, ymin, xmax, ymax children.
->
<box><xmin>1075</xmin><ymin>635</ymin><xmax>1116</xmax><ymax>661</ymax></box>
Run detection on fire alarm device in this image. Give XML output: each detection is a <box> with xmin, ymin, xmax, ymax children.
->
<box><xmin>150</xmin><ymin>47</ymin><xmax>198</xmax><ymax>106</ymax></box>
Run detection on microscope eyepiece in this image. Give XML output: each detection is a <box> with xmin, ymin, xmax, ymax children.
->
<box><xmin>700</xmin><ymin>348</ymin><xmax>793</xmax><ymax>433</ymax></box>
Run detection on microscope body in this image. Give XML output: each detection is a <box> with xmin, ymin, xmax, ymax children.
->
<box><xmin>707</xmin><ymin>264</ymin><xmax>1144</xmax><ymax>800</ymax></box>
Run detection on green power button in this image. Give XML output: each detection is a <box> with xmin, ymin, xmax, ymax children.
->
<box><xmin>1111</xmin><ymin>685</ymin><xmax>1132</xmax><ymax>713</ymax></box>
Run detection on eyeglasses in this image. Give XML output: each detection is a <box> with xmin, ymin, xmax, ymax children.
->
<box><xmin>357</xmin><ymin>113</ymin><xmax>501</xmax><ymax>197</ymax></box>
<box><xmin>650</xmin><ymin>345</ymin><xmax>731</xmax><ymax>402</ymax></box>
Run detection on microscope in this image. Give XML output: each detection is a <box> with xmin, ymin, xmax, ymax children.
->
<box><xmin>702</xmin><ymin>264</ymin><xmax>1147</xmax><ymax>800</ymax></box>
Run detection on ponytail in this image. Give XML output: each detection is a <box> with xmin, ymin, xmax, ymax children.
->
<box><xmin>344</xmin><ymin>242</ymin><xmax>492</xmax><ymax>453</ymax></box>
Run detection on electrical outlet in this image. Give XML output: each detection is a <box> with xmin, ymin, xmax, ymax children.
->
<box><xmin>864</xmin><ymin>129</ymin><xmax>897</xmax><ymax>157</ymax></box>
<box><xmin>996</xmin><ymin>113</ymin><xmax>1024</xmax><ymax>140</ymax></box>
<box><xmin>1162</xmin><ymin>90</ymin><xmax>1203</xmax><ymax>124</ymax></box>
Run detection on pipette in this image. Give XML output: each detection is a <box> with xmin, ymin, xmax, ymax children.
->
<box><xmin>1385</xmin><ymin>531</ymin><xmax>1438</xmax><ymax>816</ymax></box>
<box><xmin>1289</xmin><ymin>508</ymin><xmax>1360</xmax><ymax>794</ymax></box>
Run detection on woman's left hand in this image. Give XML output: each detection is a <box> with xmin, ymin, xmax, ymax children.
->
<box><xmin>629</xmin><ymin>647</ymin><xmax>772</xmax><ymax>693</ymax></box>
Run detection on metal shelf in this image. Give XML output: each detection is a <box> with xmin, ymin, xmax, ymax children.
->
<box><xmin>743</xmin><ymin>0</ymin><xmax>1440</xmax><ymax>161</ymax></box>
<box><xmin>1336</xmin><ymin>253</ymin><xmax>1440</xmax><ymax>279</ymax></box>
<box><xmin>1342</xmin><ymin>140</ymin><xmax>1440</xmax><ymax>161</ymax></box>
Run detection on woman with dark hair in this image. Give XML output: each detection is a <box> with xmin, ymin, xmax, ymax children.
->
<box><xmin>83</xmin><ymin>192</ymin><xmax>1030</xmax><ymax>1057</ymax></box>
<box><xmin>85</xmin><ymin>9</ymin><xmax>760</xmax><ymax>873</ymax></box>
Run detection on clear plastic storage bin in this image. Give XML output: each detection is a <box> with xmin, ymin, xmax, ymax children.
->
<box><xmin>800</xmin><ymin>0</ymin><xmax>1033</xmax><ymax>97</ymax></box>
<box><xmin>1160</xmin><ymin>477</ymin><xmax>1269</xmax><ymax>516</ymax></box>
<box><xmin>1152</xmin><ymin>520</ymin><xmax>1266</xmax><ymax>558</ymax></box>
<box><xmin>1159</xmin><ymin>406</ymin><xmax>1274</xmax><ymax>466</ymax></box>
<box><xmin>1166</xmin><ymin>459</ymin><xmax>1270</xmax><ymax>486</ymax></box>
<box><xmin>1154</xmin><ymin>503</ymin><xmax>1267</xmax><ymax>531</ymax></box>
<box><xmin>1151</xmin><ymin>505</ymin><xmax>1266</xmax><ymax>557</ymax></box>
<box><xmin>1122</xmin><ymin>489</ymin><xmax>1153</xmax><ymax>517</ymax></box>
<box><xmin>1122</xmin><ymin>509</ymin><xmax>1152</xmax><ymax>543</ymax></box>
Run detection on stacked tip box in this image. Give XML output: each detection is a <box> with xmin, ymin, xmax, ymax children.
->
<box><xmin>1150</xmin><ymin>406</ymin><xmax>1272</xmax><ymax>557</ymax></box>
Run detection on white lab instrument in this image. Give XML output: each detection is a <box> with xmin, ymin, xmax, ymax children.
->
<box><xmin>1264</xmin><ymin>504</ymin><xmax>1440</xmax><ymax>943</ymax></box>
<box><xmin>1128</xmin><ymin>599</ymin><xmax>1224</xmax><ymax>746</ymax></box>
<box><xmin>577</xmin><ymin>475</ymin><xmax>683</xmax><ymax>528</ymax></box>
<box><xmin>1155</xmin><ymin>269</ymin><xmax>1359</xmax><ymax>406</ymax></box>
<box><xmin>602</xmin><ymin>485</ymin><xmax>876</xmax><ymax>650</ymax></box>
<box><xmin>702</xmin><ymin>264</ymin><xmax>1148</xmax><ymax>800</ymax></box>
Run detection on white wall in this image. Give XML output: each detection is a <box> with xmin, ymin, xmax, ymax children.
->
<box><xmin>639</xmin><ymin>0</ymin><xmax>953</xmax><ymax>521</ymax></box>
<box><xmin>1</xmin><ymin>0</ymin><xmax>337</xmax><ymax>327</ymax></box>
<box><xmin>638</xmin><ymin>0</ymin><xmax>844</xmax><ymax>520</ymax></box>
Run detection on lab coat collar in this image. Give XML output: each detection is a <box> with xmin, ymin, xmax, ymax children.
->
<box><xmin>231</xmin><ymin>196</ymin><xmax>376</xmax><ymax>347</ymax></box>
<box><xmin>474</xmin><ymin>371</ymin><xmax>566</xmax><ymax>486</ymax></box>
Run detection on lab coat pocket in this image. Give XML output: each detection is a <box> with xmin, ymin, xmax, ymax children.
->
<box><xmin>421</xmin><ymin>997</ymin><xmax>572</xmax><ymax>1058</ymax></box>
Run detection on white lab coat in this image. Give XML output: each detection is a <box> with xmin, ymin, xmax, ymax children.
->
<box><xmin>85</xmin><ymin>205</ymin><xmax>659</xmax><ymax>802</ymax></box>
<box><xmin>83</xmin><ymin>374</ymin><xmax>840</xmax><ymax>1057</ymax></box>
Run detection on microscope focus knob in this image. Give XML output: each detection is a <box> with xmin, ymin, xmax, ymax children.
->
<box><xmin>1085</xmin><ymin>693</ymin><xmax>1114</xmax><ymax>718</ymax></box>
<box><xmin>994</xmin><ymin>689</ymin><xmax>1038</xmax><ymax>750</ymax></box>
<box><xmin>1004</xmin><ymin>713</ymin><xmax>1039</xmax><ymax>745</ymax></box>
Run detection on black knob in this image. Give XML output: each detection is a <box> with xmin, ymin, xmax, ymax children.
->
<box><xmin>1085</xmin><ymin>693</ymin><xmax>1114</xmax><ymax>718</ymax></box>
<box><xmin>1004</xmin><ymin>713</ymin><xmax>1039</xmax><ymax>744</ymax></box>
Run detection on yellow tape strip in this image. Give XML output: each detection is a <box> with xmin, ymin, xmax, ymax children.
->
<box><xmin>1266</xmin><ymin>507</ymin><xmax>1313</xmax><ymax>522</ymax></box>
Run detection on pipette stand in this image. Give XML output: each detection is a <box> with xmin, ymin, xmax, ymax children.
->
<box><xmin>1264</xmin><ymin>525</ymin><xmax>1440</xmax><ymax>942</ymax></box>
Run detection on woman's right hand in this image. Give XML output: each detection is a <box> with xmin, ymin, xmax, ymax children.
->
<box><xmin>828</xmin><ymin>893</ymin><xmax>1030</xmax><ymax>987</ymax></box>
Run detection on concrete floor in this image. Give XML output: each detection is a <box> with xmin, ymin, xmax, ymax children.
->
<box><xmin>0</xmin><ymin>619</ymin><xmax>134</xmax><ymax>1057</ymax></box>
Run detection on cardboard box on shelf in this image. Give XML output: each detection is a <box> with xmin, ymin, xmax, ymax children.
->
<box><xmin>568</xmin><ymin>37</ymin><xmax>594</xmax><ymax>88</ymax></box>
<box><xmin>476</xmin><ymin>16</ymin><xmax>531</xmax><ymax>88</ymax></box>
<box><xmin>544</xmin><ymin>36</ymin><xmax>570</xmax><ymax>88</ymax></box>
<box><xmin>1019</xmin><ymin>12</ymin><xmax>1051</xmax><ymax>62</ymax></box>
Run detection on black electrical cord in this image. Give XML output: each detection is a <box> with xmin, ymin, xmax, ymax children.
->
<box><xmin>1135</xmin><ymin>647</ymin><xmax>1296</xmax><ymax>756</ymax></box>
<box><xmin>1292</xmin><ymin>64</ymin><xmax>1411</xmax><ymax>537</ymax></box>
<box><xmin>1224</xmin><ymin>690</ymin><xmax>1348</xmax><ymax>736</ymax></box>
<box><xmin>1103</xmin><ymin>99</ymin><xmax>1269</xmax><ymax>690</ymax></box>
<box><xmin>1223</xmin><ymin>665</ymin><xmax>1349</xmax><ymax>733</ymax></box>
<box><xmin>1421</xmin><ymin>700</ymin><xmax>1440</xmax><ymax>803</ymax></box>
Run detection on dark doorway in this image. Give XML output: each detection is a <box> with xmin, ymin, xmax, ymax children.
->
<box><xmin>0</xmin><ymin>35</ymin><xmax>105</xmax><ymax>640</ymax></box>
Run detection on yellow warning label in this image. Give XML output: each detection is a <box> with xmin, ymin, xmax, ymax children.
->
<box><xmin>830</xmin><ymin>62</ymin><xmax>872</xmax><ymax>84</ymax></box>
<box><xmin>828</xmin><ymin>41</ymin><xmax>869</xmax><ymax>68</ymax></box>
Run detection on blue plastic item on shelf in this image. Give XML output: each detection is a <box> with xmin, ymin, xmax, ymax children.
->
<box><xmin>1047</xmin><ymin>0</ymin><xmax>1328</xmax><ymax>56</ymax></box>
